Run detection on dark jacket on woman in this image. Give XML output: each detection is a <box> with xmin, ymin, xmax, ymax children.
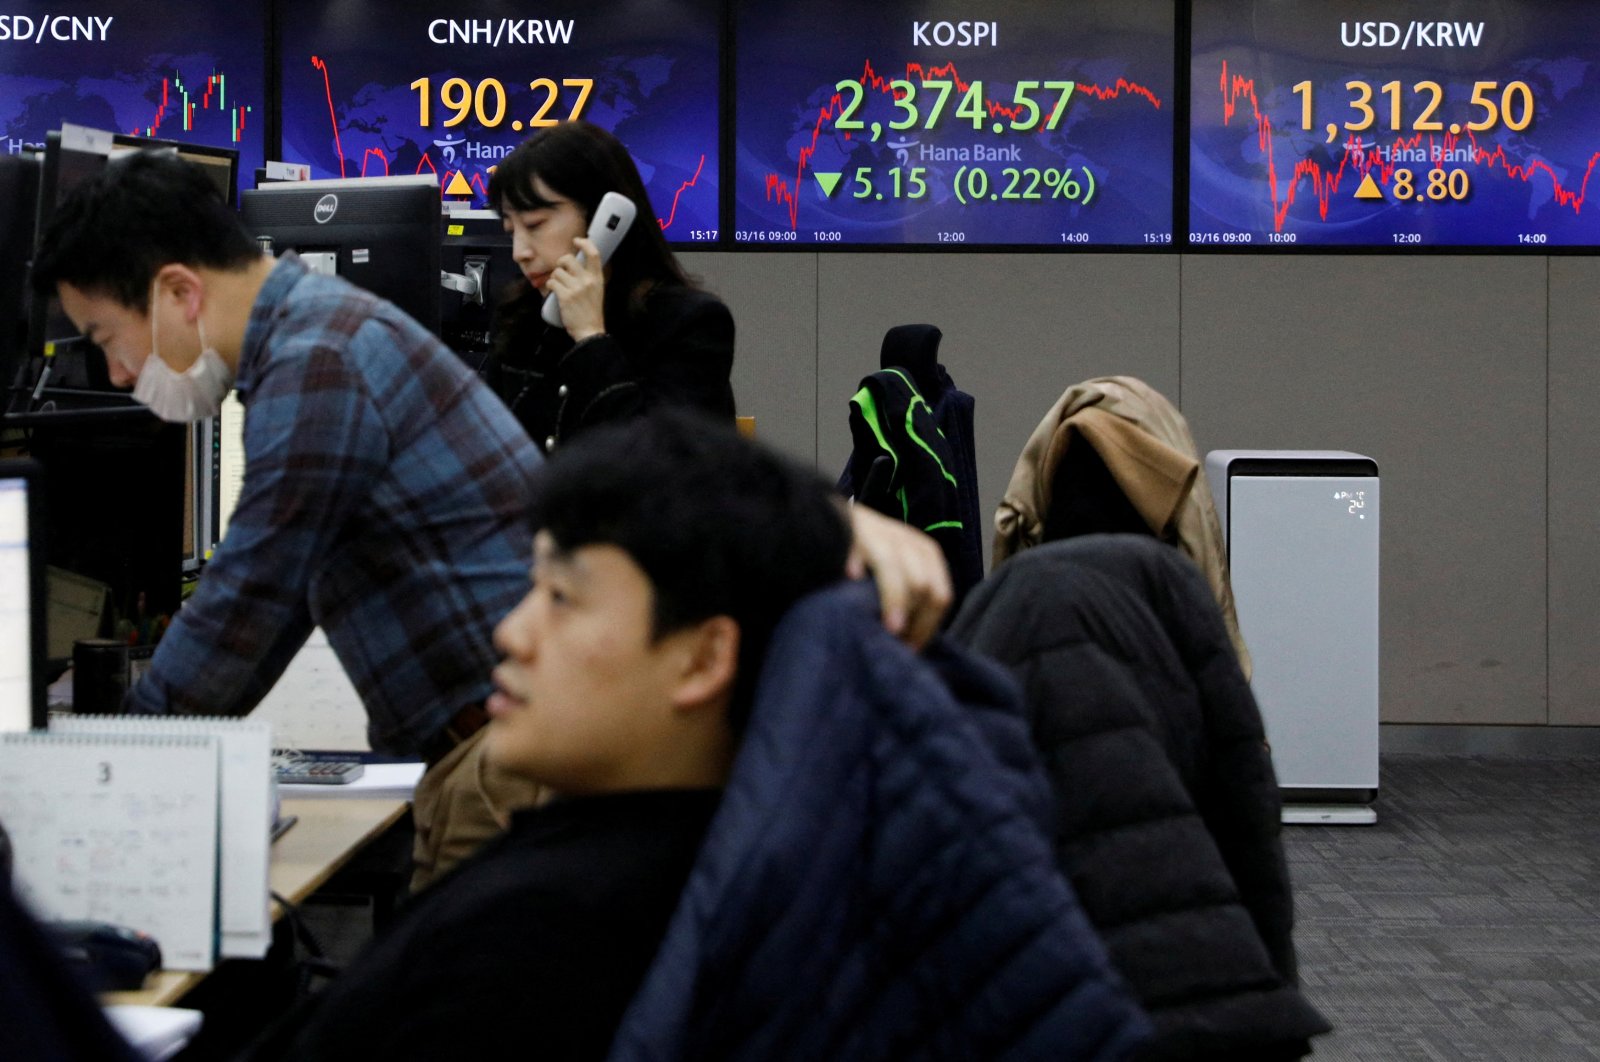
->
<box><xmin>949</xmin><ymin>536</ymin><xmax>1330</xmax><ymax>1062</ymax></box>
<box><xmin>489</xmin><ymin>284</ymin><xmax>735</xmax><ymax>453</ymax></box>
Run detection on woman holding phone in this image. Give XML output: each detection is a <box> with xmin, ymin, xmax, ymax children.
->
<box><xmin>486</xmin><ymin>124</ymin><xmax>955</xmax><ymax>655</ymax></box>
<box><xmin>487</xmin><ymin>121</ymin><xmax>735</xmax><ymax>453</ymax></box>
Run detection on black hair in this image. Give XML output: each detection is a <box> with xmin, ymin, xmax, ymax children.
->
<box><xmin>488</xmin><ymin>121</ymin><xmax>694</xmax><ymax>335</ymax></box>
<box><xmin>31</xmin><ymin>151</ymin><xmax>260</xmax><ymax>309</ymax></box>
<box><xmin>529</xmin><ymin>408</ymin><xmax>852</xmax><ymax>730</ymax></box>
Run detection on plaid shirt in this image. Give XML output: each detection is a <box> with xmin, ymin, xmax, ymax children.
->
<box><xmin>126</xmin><ymin>255</ymin><xmax>542</xmax><ymax>754</ymax></box>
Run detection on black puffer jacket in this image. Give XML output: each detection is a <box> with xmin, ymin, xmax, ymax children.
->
<box><xmin>950</xmin><ymin>535</ymin><xmax>1330</xmax><ymax>1061</ymax></box>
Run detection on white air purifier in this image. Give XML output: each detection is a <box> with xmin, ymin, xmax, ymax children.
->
<box><xmin>1207</xmin><ymin>451</ymin><xmax>1379</xmax><ymax>825</ymax></box>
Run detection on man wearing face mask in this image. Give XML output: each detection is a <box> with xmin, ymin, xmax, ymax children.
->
<box><xmin>31</xmin><ymin>150</ymin><xmax>550</xmax><ymax>886</ymax></box>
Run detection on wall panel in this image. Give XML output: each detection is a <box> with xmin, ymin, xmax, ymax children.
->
<box><xmin>1182</xmin><ymin>256</ymin><xmax>1547</xmax><ymax>724</ymax></box>
<box><xmin>683</xmin><ymin>252</ymin><xmax>818</xmax><ymax>465</ymax></box>
<box><xmin>697</xmin><ymin>249</ymin><xmax>1574</xmax><ymax>727</ymax></box>
<box><xmin>1548</xmin><ymin>259</ymin><xmax>1600</xmax><ymax>726</ymax></box>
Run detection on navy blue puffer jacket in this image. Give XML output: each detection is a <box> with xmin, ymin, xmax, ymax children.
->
<box><xmin>609</xmin><ymin>583</ymin><xmax>1150</xmax><ymax>1061</ymax></box>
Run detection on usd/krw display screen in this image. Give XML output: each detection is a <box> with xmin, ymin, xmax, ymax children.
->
<box><xmin>734</xmin><ymin>0</ymin><xmax>1175</xmax><ymax>247</ymax></box>
<box><xmin>0</xmin><ymin>3</ymin><xmax>265</xmax><ymax>196</ymax></box>
<box><xmin>277</xmin><ymin>0</ymin><xmax>721</xmax><ymax>243</ymax></box>
<box><xmin>1191</xmin><ymin>0</ymin><xmax>1600</xmax><ymax>247</ymax></box>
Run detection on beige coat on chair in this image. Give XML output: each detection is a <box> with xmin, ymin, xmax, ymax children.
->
<box><xmin>993</xmin><ymin>375</ymin><xmax>1252</xmax><ymax>679</ymax></box>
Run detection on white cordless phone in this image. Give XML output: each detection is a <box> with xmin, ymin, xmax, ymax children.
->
<box><xmin>542</xmin><ymin>191</ymin><xmax>639</xmax><ymax>328</ymax></box>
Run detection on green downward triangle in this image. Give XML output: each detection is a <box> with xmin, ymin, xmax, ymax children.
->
<box><xmin>814</xmin><ymin>171</ymin><xmax>843</xmax><ymax>197</ymax></box>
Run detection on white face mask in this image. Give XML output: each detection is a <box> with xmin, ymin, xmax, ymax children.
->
<box><xmin>132</xmin><ymin>288</ymin><xmax>234</xmax><ymax>423</ymax></box>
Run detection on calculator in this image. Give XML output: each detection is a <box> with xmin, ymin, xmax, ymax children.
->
<box><xmin>273</xmin><ymin>751</ymin><xmax>365</xmax><ymax>785</ymax></box>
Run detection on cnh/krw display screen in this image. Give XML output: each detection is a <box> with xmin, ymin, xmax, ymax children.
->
<box><xmin>277</xmin><ymin>0</ymin><xmax>721</xmax><ymax>243</ymax></box>
<box><xmin>0</xmin><ymin>2</ymin><xmax>265</xmax><ymax>200</ymax></box>
<box><xmin>1190</xmin><ymin>0</ymin><xmax>1600</xmax><ymax>248</ymax></box>
<box><xmin>734</xmin><ymin>0</ymin><xmax>1175</xmax><ymax>247</ymax></box>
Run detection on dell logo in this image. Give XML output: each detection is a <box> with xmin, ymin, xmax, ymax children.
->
<box><xmin>313</xmin><ymin>194</ymin><xmax>339</xmax><ymax>224</ymax></box>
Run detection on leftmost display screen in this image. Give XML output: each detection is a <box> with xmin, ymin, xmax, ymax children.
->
<box><xmin>0</xmin><ymin>3</ymin><xmax>265</xmax><ymax>200</ymax></box>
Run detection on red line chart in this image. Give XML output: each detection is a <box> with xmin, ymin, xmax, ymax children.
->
<box><xmin>1218</xmin><ymin>59</ymin><xmax>1600</xmax><ymax>231</ymax></box>
<box><xmin>655</xmin><ymin>153</ymin><xmax>707</xmax><ymax>233</ymax></box>
<box><xmin>763</xmin><ymin>58</ymin><xmax>1164</xmax><ymax>230</ymax></box>
<box><xmin>310</xmin><ymin>56</ymin><xmax>346</xmax><ymax>177</ymax></box>
<box><xmin>308</xmin><ymin>57</ymin><xmax>701</xmax><ymax>233</ymax></box>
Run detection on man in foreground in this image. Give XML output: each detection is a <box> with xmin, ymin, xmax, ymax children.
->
<box><xmin>249</xmin><ymin>410</ymin><xmax>1148</xmax><ymax>1061</ymax></box>
<box><xmin>250</xmin><ymin>409</ymin><xmax>854</xmax><ymax>1059</ymax></box>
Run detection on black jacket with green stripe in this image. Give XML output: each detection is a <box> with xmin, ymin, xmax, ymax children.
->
<box><xmin>842</xmin><ymin>367</ymin><xmax>978</xmax><ymax>604</ymax></box>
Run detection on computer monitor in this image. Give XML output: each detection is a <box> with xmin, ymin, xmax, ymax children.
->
<box><xmin>0</xmin><ymin>153</ymin><xmax>41</xmax><ymax>415</ymax></box>
<box><xmin>15</xmin><ymin>127</ymin><xmax>126</xmax><ymax>416</ymax></box>
<box><xmin>113</xmin><ymin>132</ymin><xmax>239</xmax><ymax>207</ymax></box>
<box><xmin>216</xmin><ymin>392</ymin><xmax>245</xmax><ymax>543</ymax></box>
<box><xmin>439</xmin><ymin>209</ymin><xmax>518</xmax><ymax>373</ymax></box>
<box><xmin>24</xmin><ymin>418</ymin><xmax>186</xmax><ymax>638</ymax></box>
<box><xmin>0</xmin><ymin>459</ymin><xmax>46</xmax><ymax>732</ymax></box>
<box><xmin>240</xmin><ymin>175</ymin><xmax>444</xmax><ymax>335</ymax></box>
<box><xmin>19</xmin><ymin>125</ymin><xmax>241</xmax><ymax>420</ymax></box>
<box><xmin>183</xmin><ymin>415</ymin><xmax>222</xmax><ymax>574</ymax></box>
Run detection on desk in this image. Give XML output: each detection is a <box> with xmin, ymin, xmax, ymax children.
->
<box><xmin>102</xmin><ymin>797</ymin><xmax>409</xmax><ymax>1008</ymax></box>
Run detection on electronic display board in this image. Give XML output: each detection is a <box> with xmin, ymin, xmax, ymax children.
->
<box><xmin>1191</xmin><ymin>0</ymin><xmax>1600</xmax><ymax>247</ymax></box>
<box><xmin>0</xmin><ymin>3</ymin><xmax>265</xmax><ymax>198</ymax></box>
<box><xmin>277</xmin><ymin>0</ymin><xmax>720</xmax><ymax>243</ymax></box>
<box><xmin>733</xmin><ymin>0</ymin><xmax>1175</xmax><ymax>247</ymax></box>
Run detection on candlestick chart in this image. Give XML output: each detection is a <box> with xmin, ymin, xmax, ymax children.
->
<box><xmin>0</xmin><ymin>1</ymin><xmax>265</xmax><ymax>199</ymax></box>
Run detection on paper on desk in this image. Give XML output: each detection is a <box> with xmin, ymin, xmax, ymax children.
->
<box><xmin>104</xmin><ymin>1005</ymin><xmax>203</xmax><ymax>1061</ymax></box>
<box><xmin>279</xmin><ymin>761</ymin><xmax>425</xmax><ymax>800</ymax></box>
<box><xmin>251</xmin><ymin>628</ymin><xmax>371</xmax><ymax>752</ymax></box>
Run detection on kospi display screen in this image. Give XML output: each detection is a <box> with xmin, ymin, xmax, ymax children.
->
<box><xmin>277</xmin><ymin>0</ymin><xmax>721</xmax><ymax>244</ymax></box>
<box><xmin>1190</xmin><ymin>0</ymin><xmax>1600</xmax><ymax>248</ymax></box>
<box><xmin>0</xmin><ymin>3</ymin><xmax>265</xmax><ymax>197</ymax></box>
<box><xmin>733</xmin><ymin>0</ymin><xmax>1175</xmax><ymax>247</ymax></box>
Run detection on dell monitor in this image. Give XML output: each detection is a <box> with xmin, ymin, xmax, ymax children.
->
<box><xmin>0</xmin><ymin>460</ymin><xmax>47</xmax><ymax>732</ymax></box>
<box><xmin>239</xmin><ymin>175</ymin><xmax>444</xmax><ymax>335</ymax></box>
